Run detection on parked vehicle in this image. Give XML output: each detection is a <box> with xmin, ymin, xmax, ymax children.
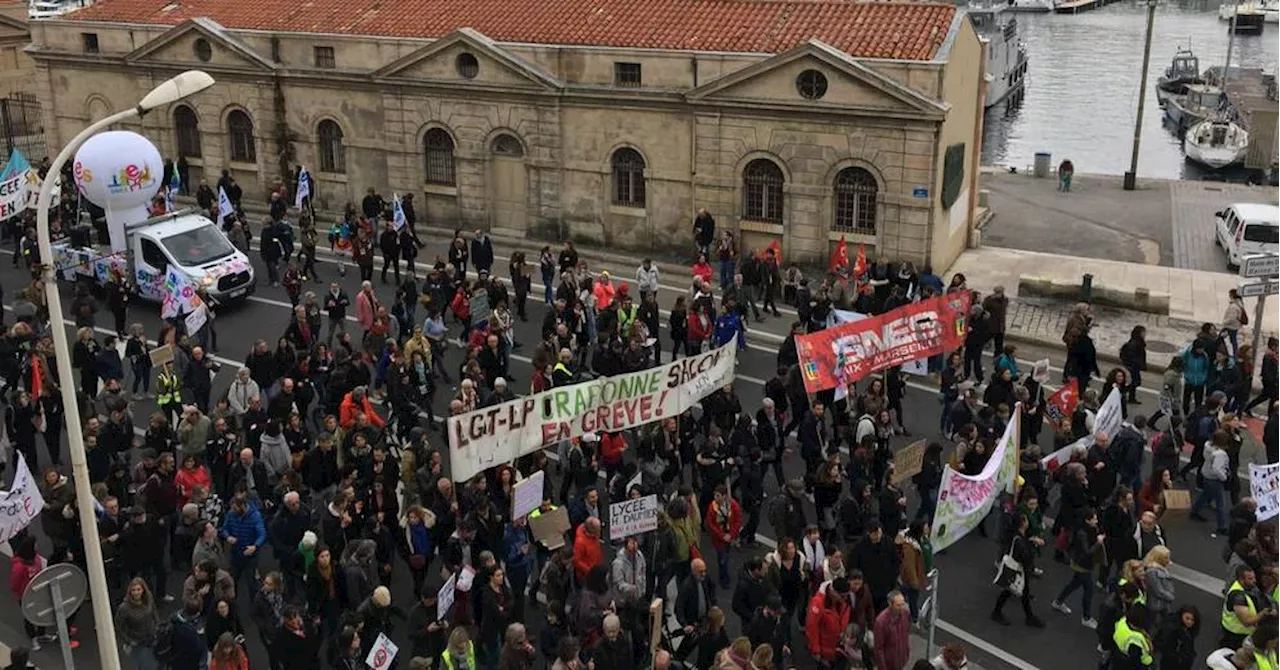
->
<box><xmin>1214</xmin><ymin>203</ymin><xmax>1280</xmax><ymax>269</ymax></box>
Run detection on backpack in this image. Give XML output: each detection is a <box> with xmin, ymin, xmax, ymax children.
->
<box><xmin>152</xmin><ymin>619</ymin><xmax>176</xmax><ymax>663</ymax></box>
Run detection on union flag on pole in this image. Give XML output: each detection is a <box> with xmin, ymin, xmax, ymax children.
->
<box><xmin>829</xmin><ymin>236</ymin><xmax>849</xmax><ymax>273</ymax></box>
<box><xmin>1044</xmin><ymin>378</ymin><xmax>1079</xmax><ymax>427</ymax></box>
<box><xmin>29</xmin><ymin>355</ymin><xmax>41</xmax><ymax>399</ymax></box>
<box><xmin>853</xmin><ymin>243</ymin><xmax>868</xmax><ymax>278</ymax></box>
<box><xmin>756</xmin><ymin>240</ymin><xmax>783</xmax><ymax>266</ymax></box>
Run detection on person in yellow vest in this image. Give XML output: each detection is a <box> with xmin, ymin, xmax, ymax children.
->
<box><xmin>1112</xmin><ymin>604</ymin><xmax>1155</xmax><ymax>669</ymax></box>
<box><xmin>1221</xmin><ymin>565</ymin><xmax>1273</xmax><ymax>651</ymax></box>
<box><xmin>155</xmin><ymin>359</ymin><xmax>183</xmax><ymax>428</ymax></box>
<box><xmin>552</xmin><ymin>348</ymin><xmax>575</xmax><ymax>387</ymax></box>
<box><xmin>1252</xmin><ymin>622</ymin><xmax>1279</xmax><ymax>670</ymax></box>
<box><xmin>441</xmin><ymin>626</ymin><xmax>476</xmax><ymax>670</ymax></box>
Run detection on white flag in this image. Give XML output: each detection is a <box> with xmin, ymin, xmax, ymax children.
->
<box><xmin>217</xmin><ymin>186</ymin><xmax>235</xmax><ymax>225</ymax></box>
<box><xmin>392</xmin><ymin>193</ymin><xmax>407</xmax><ymax>230</ymax></box>
<box><xmin>295</xmin><ymin>166</ymin><xmax>311</xmax><ymax>210</ymax></box>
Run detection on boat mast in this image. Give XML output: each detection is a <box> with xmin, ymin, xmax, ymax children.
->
<box><xmin>1223</xmin><ymin>4</ymin><xmax>1237</xmax><ymax>90</ymax></box>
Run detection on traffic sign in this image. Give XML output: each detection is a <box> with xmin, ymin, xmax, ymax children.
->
<box><xmin>1239</xmin><ymin>278</ymin><xmax>1280</xmax><ymax>298</ymax></box>
<box><xmin>21</xmin><ymin>563</ymin><xmax>86</xmax><ymax>627</ymax></box>
<box><xmin>1241</xmin><ymin>254</ymin><xmax>1280</xmax><ymax>279</ymax></box>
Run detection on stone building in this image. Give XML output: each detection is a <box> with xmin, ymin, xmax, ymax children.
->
<box><xmin>0</xmin><ymin>2</ymin><xmax>31</xmax><ymax>98</ymax></box>
<box><xmin>27</xmin><ymin>0</ymin><xmax>985</xmax><ymax>269</ymax></box>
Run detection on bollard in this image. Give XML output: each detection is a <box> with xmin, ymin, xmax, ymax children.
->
<box><xmin>1081</xmin><ymin>274</ymin><xmax>1093</xmax><ymax>303</ymax></box>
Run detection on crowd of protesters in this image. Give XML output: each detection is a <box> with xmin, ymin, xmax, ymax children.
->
<box><xmin>0</xmin><ymin>176</ymin><xmax>1272</xmax><ymax>670</ymax></box>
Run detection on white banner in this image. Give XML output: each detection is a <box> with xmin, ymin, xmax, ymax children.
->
<box><xmin>931</xmin><ymin>409</ymin><xmax>1020</xmax><ymax>552</ymax></box>
<box><xmin>0</xmin><ymin>171</ymin><xmax>26</xmax><ymax>219</ymax></box>
<box><xmin>448</xmin><ymin>343</ymin><xmax>737</xmax><ymax>482</ymax></box>
<box><xmin>1252</xmin><ymin>463</ymin><xmax>1279</xmax><ymax>522</ymax></box>
<box><xmin>0</xmin><ymin>453</ymin><xmax>45</xmax><ymax>544</ymax></box>
<box><xmin>1039</xmin><ymin>387</ymin><xmax>1123</xmax><ymax>470</ymax></box>
<box><xmin>184</xmin><ymin>303</ymin><xmax>209</xmax><ymax>335</ymax></box>
<box><xmin>609</xmin><ymin>494</ymin><xmax>659</xmax><ymax>540</ymax></box>
<box><xmin>437</xmin><ymin>571</ymin><xmax>456</xmax><ymax>621</ymax></box>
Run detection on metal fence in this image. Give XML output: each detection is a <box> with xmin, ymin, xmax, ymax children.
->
<box><xmin>0</xmin><ymin>93</ymin><xmax>46</xmax><ymax>163</ymax></box>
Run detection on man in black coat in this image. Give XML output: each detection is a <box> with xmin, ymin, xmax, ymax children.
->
<box><xmin>745</xmin><ymin>595</ymin><xmax>789</xmax><ymax>659</ymax></box>
<box><xmin>674</xmin><ymin>558</ymin><xmax>716</xmax><ymax>655</ymax></box>
<box><xmin>848</xmin><ymin>520</ymin><xmax>899</xmax><ymax>612</ymax></box>
<box><xmin>361</xmin><ymin>188</ymin><xmax>384</xmax><ymax>220</ymax></box>
<box><xmin>730</xmin><ymin>557</ymin><xmax>772</xmax><ymax>623</ymax></box>
<box><xmin>470</xmin><ymin>229</ymin><xmax>495</xmax><ymax>276</ymax></box>
<box><xmin>378</xmin><ymin>222</ymin><xmax>400</xmax><ymax>285</ymax></box>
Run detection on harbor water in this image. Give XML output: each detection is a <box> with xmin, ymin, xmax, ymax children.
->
<box><xmin>980</xmin><ymin>0</ymin><xmax>1279</xmax><ymax>180</ymax></box>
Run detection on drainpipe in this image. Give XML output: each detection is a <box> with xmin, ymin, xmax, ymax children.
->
<box><xmin>967</xmin><ymin>38</ymin><xmax>989</xmax><ymax>257</ymax></box>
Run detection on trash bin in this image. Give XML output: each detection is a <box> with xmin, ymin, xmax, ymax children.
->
<box><xmin>1034</xmin><ymin>152</ymin><xmax>1052</xmax><ymax>178</ymax></box>
<box><xmin>1081</xmin><ymin>273</ymin><xmax>1093</xmax><ymax>302</ymax></box>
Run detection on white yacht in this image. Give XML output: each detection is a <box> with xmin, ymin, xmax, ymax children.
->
<box><xmin>1219</xmin><ymin>0</ymin><xmax>1278</xmax><ymax>23</ymax></box>
<box><xmin>970</xmin><ymin>6</ymin><xmax>1030</xmax><ymax>108</ymax></box>
<box><xmin>1184</xmin><ymin>118</ymin><xmax>1250</xmax><ymax>168</ymax></box>
<box><xmin>28</xmin><ymin>0</ymin><xmax>90</xmax><ymax>19</ymax></box>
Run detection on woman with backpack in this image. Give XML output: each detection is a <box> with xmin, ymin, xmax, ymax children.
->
<box><xmin>116</xmin><ymin>577</ymin><xmax>160</xmax><ymax>670</ymax></box>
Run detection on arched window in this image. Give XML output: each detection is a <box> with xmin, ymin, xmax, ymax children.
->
<box><xmin>227</xmin><ymin>110</ymin><xmax>255</xmax><ymax>163</ymax></box>
<box><xmin>742</xmin><ymin>159</ymin><xmax>784</xmax><ymax>223</ymax></box>
<box><xmin>174</xmin><ymin>105</ymin><xmax>201</xmax><ymax>158</ymax></box>
<box><xmin>491</xmin><ymin>134</ymin><xmax>523</xmax><ymax>157</ymax></box>
<box><xmin>424</xmin><ymin>129</ymin><xmax>456</xmax><ymax>186</ymax></box>
<box><xmin>317</xmin><ymin>120</ymin><xmax>345</xmax><ymax>173</ymax></box>
<box><xmin>611</xmin><ymin>148</ymin><xmax>645</xmax><ymax>207</ymax></box>
<box><xmin>833</xmin><ymin>167</ymin><xmax>878</xmax><ymax>234</ymax></box>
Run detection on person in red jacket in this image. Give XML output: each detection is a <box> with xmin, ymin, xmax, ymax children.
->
<box><xmin>686</xmin><ymin>305</ymin><xmax>711</xmax><ymax>356</ymax></box>
<box><xmin>572</xmin><ymin>517</ymin><xmax>604</xmax><ymax>582</ymax></box>
<box><xmin>805</xmin><ymin>577</ymin><xmax>852</xmax><ymax>667</ymax></box>
<box><xmin>8</xmin><ymin>536</ymin><xmax>51</xmax><ymax>650</ymax></box>
<box><xmin>705</xmin><ymin>485</ymin><xmax>743</xmax><ymax>590</ymax></box>
<box><xmin>599</xmin><ymin>431</ymin><xmax>627</xmax><ymax>482</ymax></box>
<box><xmin>338</xmin><ymin>386</ymin><xmax>385</xmax><ymax>429</ymax></box>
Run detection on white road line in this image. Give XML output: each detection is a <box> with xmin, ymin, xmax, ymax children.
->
<box><xmin>935</xmin><ymin>619</ymin><xmax>1044</xmax><ymax>670</ymax></box>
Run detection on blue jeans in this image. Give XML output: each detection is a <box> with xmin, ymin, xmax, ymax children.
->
<box><xmin>130</xmin><ymin>644</ymin><xmax>160</xmax><ymax>670</ymax></box>
<box><xmin>718</xmin><ymin>260</ymin><xmax>734</xmax><ymax>289</ymax></box>
<box><xmin>1192</xmin><ymin>478</ymin><xmax>1228</xmax><ymax>529</ymax></box>
<box><xmin>1055</xmin><ymin>570</ymin><xmax>1094</xmax><ymax>618</ymax></box>
<box><xmin>1225</xmin><ymin>329</ymin><xmax>1239</xmax><ymax>358</ymax></box>
<box><xmin>715</xmin><ymin>547</ymin><xmax>732</xmax><ymax>588</ymax></box>
<box><xmin>543</xmin><ymin>277</ymin><xmax>554</xmax><ymax>305</ymax></box>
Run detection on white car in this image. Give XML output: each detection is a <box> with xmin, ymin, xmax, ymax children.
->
<box><xmin>1214</xmin><ymin>202</ymin><xmax>1279</xmax><ymax>270</ymax></box>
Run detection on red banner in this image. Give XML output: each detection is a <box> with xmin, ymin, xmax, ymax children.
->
<box><xmin>795</xmin><ymin>292</ymin><xmax>971</xmax><ymax>394</ymax></box>
<box><xmin>1043</xmin><ymin>378</ymin><xmax>1079</xmax><ymax>427</ymax></box>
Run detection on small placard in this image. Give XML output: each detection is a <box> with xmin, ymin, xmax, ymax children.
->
<box><xmin>1164</xmin><ymin>489</ymin><xmax>1191</xmax><ymax>511</ymax></box>
<box><xmin>148</xmin><ymin>344</ymin><xmax>173</xmax><ymax>367</ymax></box>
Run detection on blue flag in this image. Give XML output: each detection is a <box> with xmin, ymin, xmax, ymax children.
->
<box><xmin>393</xmin><ymin>193</ymin><xmax>407</xmax><ymax>230</ymax></box>
<box><xmin>0</xmin><ymin>148</ymin><xmax>30</xmax><ymax>181</ymax></box>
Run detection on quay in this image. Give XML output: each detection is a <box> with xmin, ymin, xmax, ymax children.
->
<box><xmin>1206</xmin><ymin>65</ymin><xmax>1280</xmax><ymax>174</ymax></box>
<box><xmin>1054</xmin><ymin>0</ymin><xmax>1122</xmax><ymax>14</ymax></box>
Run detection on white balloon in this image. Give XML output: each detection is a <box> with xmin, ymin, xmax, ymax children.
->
<box><xmin>73</xmin><ymin>130</ymin><xmax>163</xmax><ymax>210</ymax></box>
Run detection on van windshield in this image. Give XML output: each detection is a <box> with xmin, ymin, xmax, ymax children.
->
<box><xmin>161</xmin><ymin>225</ymin><xmax>236</xmax><ymax>266</ymax></box>
<box><xmin>1244</xmin><ymin>224</ymin><xmax>1279</xmax><ymax>245</ymax></box>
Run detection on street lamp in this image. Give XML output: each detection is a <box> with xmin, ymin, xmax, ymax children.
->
<box><xmin>33</xmin><ymin>69</ymin><xmax>214</xmax><ymax>669</ymax></box>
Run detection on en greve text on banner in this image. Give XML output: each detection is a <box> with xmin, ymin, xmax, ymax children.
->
<box><xmin>795</xmin><ymin>292</ymin><xmax>970</xmax><ymax>395</ymax></box>
<box><xmin>448</xmin><ymin>342</ymin><xmax>737</xmax><ymax>482</ymax></box>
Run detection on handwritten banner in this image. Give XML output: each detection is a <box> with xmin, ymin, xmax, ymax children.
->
<box><xmin>0</xmin><ymin>453</ymin><xmax>45</xmax><ymax>544</ymax></box>
<box><xmin>511</xmin><ymin>471</ymin><xmax>544</xmax><ymax>519</ymax></box>
<box><xmin>931</xmin><ymin>409</ymin><xmax>1019</xmax><ymax>552</ymax></box>
<box><xmin>448</xmin><ymin>343</ymin><xmax>736</xmax><ymax>482</ymax></box>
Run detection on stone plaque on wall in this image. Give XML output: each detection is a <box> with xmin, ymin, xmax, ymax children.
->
<box><xmin>941</xmin><ymin>142</ymin><xmax>966</xmax><ymax>210</ymax></box>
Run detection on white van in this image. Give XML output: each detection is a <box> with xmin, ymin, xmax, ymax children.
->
<box><xmin>53</xmin><ymin>209</ymin><xmax>256</xmax><ymax>302</ymax></box>
<box><xmin>1214</xmin><ymin>203</ymin><xmax>1280</xmax><ymax>270</ymax></box>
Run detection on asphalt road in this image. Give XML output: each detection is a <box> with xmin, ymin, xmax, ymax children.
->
<box><xmin>0</xmin><ymin>237</ymin><xmax>1256</xmax><ymax>670</ymax></box>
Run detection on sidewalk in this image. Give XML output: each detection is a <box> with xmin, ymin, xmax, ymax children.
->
<box><xmin>950</xmin><ymin>246</ymin><xmax>1277</xmax><ymax>370</ymax></box>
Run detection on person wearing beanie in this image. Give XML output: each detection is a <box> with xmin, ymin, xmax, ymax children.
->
<box><xmin>805</xmin><ymin>576</ymin><xmax>852</xmax><ymax>666</ymax></box>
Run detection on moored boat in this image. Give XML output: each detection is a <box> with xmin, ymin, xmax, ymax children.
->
<box><xmin>1184</xmin><ymin>118</ymin><xmax>1250</xmax><ymax>168</ymax></box>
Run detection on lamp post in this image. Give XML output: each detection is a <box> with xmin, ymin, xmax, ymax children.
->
<box><xmin>1124</xmin><ymin>0</ymin><xmax>1158</xmax><ymax>191</ymax></box>
<box><xmin>34</xmin><ymin>69</ymin><xmax>214</xmax><ymax>669</ymax></box>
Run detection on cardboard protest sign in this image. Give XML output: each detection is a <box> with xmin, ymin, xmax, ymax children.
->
<box><xmin>148</xmin><ymin>344</ymin><xmax>174</xmax><ymax>367</ymax></box>
<box><xmin>609</xmin><ymin>494</ymin><xmax>659</xmax><ymax>540</ymax></box>
<box><xmin>1163</xmin><ymin>489</ymin><xmax>1191</xmax><ymax>511</ymax></box>
<box><xmin>891</xmin><ymin>440</ymin><xmax>928</xmax><ymax>486</ymax></box>
<box><xmin>529</xmin><ymin>506</ymin><xmax>570</xmax><ymax>550</ymax></box>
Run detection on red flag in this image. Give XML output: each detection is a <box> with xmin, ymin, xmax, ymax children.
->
<box><xmin>829</xmin><ymin>236</ymin><xmax>849</xmax><ymax>273</ymax></box>
<box><xmin>853</xmin><ymin>243</ymin><xmax>868</xmax><ymax>278</ymax></box>
<box><xmin>1044</xmin><ymin>378</ymin><xmax>1079</xmax><ymax>427</ymax></box>
<box><xmin>30</xmin><ymin>355</ymin><xmax>41</xmax><ymax>399</ymax></box>
<box><xmin>755</xmin><ymin>240</ymin><xmax>783</xmax><ymax>266</ymax></box>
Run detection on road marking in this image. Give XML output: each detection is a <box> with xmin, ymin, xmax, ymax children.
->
<box><xmin>935</xmin><ymin>619</ymin><xmax>1043</xmax><ymax>670</ymax></box>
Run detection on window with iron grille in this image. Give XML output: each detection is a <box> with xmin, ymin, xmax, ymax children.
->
<box><xmin>227</xmin><ymin>110</ymin><xmax>256</xmax><ymax>163</ymax></box>
<box><xmin>456</xmin><ymin>53</ymin><xmax>479</xmax><ymax>79</ymax></box>
<box><xmin>614</xmin><ymin>62</ymin><xmax>642</xmax><ymax>87</ymax></box>
<box><xmin>424</xmin><ymin>129</ymin><xmax>456</xmax><ymax>186</ymax></box>
<box><xmin>833</xmin><ymin>167</ymin><xmax>878</xmax><ymax>233</ymax></box>
<box><xmin>174</xmin><ymin>105</ymin><xmax>202</xmax><ymax>158</ymax></box>
<box><xmin>81</xmin><ymin>33</ymin><xmax>99</xmax><ymax>54</ymax></box>
<box><xmin>314</xmin><ymin>46</ymin><xmax>336</xmax><ymax>69</ymax></box>
<box><xmin>491</xmin><ymin>134</ymin><xmax>523</xmax><ymax>157</ymax></box>
<box><xmin>742</xmin><ymin>159</ymin><xmax>784</xmax><ymax>223</ymax></box>
<box><xmin>317</xmin><ymin>120</ymin><xmax>345</xmax><ymax>173</ymax></box>
<box><xmin>796</xmin><ymin>69</ymin><xmax>828</xmax><ymax>101</ymax></box>
<box><xmin>611</xmin><ymin>148</ymin><xmax>646</xmax><ymax>207</ymax></box>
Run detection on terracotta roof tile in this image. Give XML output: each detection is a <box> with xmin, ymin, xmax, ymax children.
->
<box><xmin>66</xmin><ymin>0</ymin><xmax>956</xmax><ymax>61</ymax></box>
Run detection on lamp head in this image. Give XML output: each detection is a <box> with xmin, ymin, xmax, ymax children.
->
<box><xmin>137</xmin><ymin>70</ymin><xmax>215</xmax><ymax>113</ymax></box>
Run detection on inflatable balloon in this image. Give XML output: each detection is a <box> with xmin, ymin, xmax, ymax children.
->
<box><xmin>73</xmin><ymin>131</ymin><xmax>164</xmax><ymax>252</ymax></box>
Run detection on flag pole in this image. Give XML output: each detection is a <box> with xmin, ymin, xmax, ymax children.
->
<box><xmin>1013</xmin><ymin>401</ymin><xmax>1023</xmax><ymax>498</ymax></box>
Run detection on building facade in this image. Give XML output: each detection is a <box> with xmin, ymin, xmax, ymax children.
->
<box><xmin>27</xmin><ymin>0</ymin><xmax>985</xmax><ymax>269</ymax></box>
